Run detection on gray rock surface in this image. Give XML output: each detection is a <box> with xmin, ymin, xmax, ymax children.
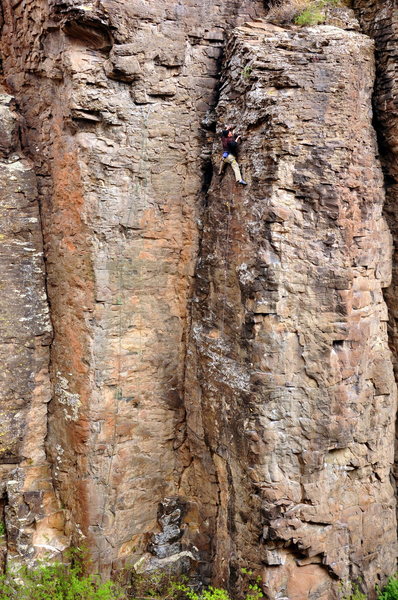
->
<box><xmin>0</xmin><ymin>90</ymin><xmax>67</xmax><ymax>565</ymax></box>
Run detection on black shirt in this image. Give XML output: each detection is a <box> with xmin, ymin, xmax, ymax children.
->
<box><xmin>227</xmin><ymin>139</ymin><xmax>238</xmax><ymax>157</ymax></box>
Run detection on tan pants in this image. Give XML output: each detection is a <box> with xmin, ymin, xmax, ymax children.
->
<box><xmin>219</xmin><ymin>154</ymin><xmax>242</xmax><ymax>182</ymax></box>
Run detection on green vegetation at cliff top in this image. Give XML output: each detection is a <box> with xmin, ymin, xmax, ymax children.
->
<box><xmin>267</xmin><ymin>0</ymin><xmax>351</xmax><ymax>26</ymax></box>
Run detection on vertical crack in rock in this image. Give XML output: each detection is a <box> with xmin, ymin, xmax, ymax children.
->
<box><xmin>0</xmin><ymin>0</ymin><xmax>267</xmax><ymax>575</ymax></box>
<box><xmin>182</xmin><ymin>19</ymin><xmax>397</xmax><ymax>598</ymax></box>
<box><xmin>0</xmin><ymin>89</ymin><xmax>67</xmax><ymax>565</ymax></box>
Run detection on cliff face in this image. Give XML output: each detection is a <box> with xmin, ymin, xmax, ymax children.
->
<box><xmin>0</xmin><ymin>0</ymin><xmax>397</xmax><ymax>598</ymax></box>
<box><xmin>352</xmin><ymin>0</ymin><xmax>398</xmax><ymax>497</ymax></box>
<box><xmin>182</xmin><ymin>20</ymin><xmax>397</xmax><ymax>598</ymax></box>
<box><xmin>0</xmin><ymin>0</ymin><xmax>265</xmax><ymax>576</ymax></box>
<box><xmin>0</xmin><ymin>91</ymin><xmax>66</xmax><ymax>565</ymax></box>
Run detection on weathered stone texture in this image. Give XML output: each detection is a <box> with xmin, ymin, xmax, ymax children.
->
<box><xmin>1</xmin><ymin>0</ymin><xmax>398</xmax><ymax>594</ymax></box>
<box><xmin>352</xmin><ymin>0</ymin><xmax>398</xmax><ymax>503</ymax></box>
<box><xmin>0</xmin><ymin>90</ymin><xmax>67</xmax><ymax>563</ymax></box>
<box><xmin>0</xmin><ymin>0</ymin><xmax>266</xmax><ymax>575</ymax></box>
<box><xmin>181</xmin><ymin>21</ymin><xmax>397</xmax><ymax>598</ymax></box>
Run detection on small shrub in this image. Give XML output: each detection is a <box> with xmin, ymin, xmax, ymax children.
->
<box><xmin>200</xmin><ymin>587</ymin><xmax>231</xmax><ymax>600</ymax></box>
<box><xmin>0</xmin><ymin>561</ymin><xmax>126</xmax><ymax>600</ymax></box>
<box><xmin>240</xmin><ymin>568</ymin><xmax>263</xmax><ymax>600</ymax></box>
<box><xmin>267</xmin><ymin>0</ymin><xmax>309</xmax><ymax>25</ymax></box>
<box><xmin>294</xmin><ymin>6</ymin><xmax>325</xmax><ymax>25</ymax></box>
<box><xmin>339</xmin><ymin>581</ymin><xmax>367</xmax><ymax>600</ymax></box>
<box><xmin>241</xmin><ymin>65</ymin><xmax>253</xmax><ymax>80</ymax></box>
<box><xmin>170</xmin><ymin>570</ymin><xmax>264</xmax><ymax>600</ymax></box>
<box><xmin>377</xmin><ymin>575</ymin><xmax>398</xmax><ymax>600</ymax></box>
<box><xmin>129</xmin><ymin>568</ymin><xmax>188</xmax><ymax>599</ymax></box>
<box><xmin>267</xmin><ymin>0</ymin><xmax>349</xmax><ymax>26</ymax></box>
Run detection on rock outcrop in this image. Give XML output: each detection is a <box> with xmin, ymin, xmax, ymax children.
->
<box><xmin>0</xmin><ymin>0</ymin><xmax>265</xmax><ymax>577</ymax></box>
<box><xmin>0</xmin><ymin>90</ymin><xmax>67</xmax><ymax>564</ymax></box>
<box><xmin>352</xmin><ymin>0</ymin><xmax>398</xmax><ymax>509</ymax></box>
<box><xmin>181</xmin><ymin>20</ymin><xmax>397</xmax><ymax>598</ymax></box>
<box><xmin>0</xmin><ymin>0</ymin><xmax>397</xmax><ymax>598</ymax></box>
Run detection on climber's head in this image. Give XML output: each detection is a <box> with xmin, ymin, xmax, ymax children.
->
<box><xmin>221</xmin><ymin>126</ymin><xmax>234</xmax><ymax>137</ymax></box>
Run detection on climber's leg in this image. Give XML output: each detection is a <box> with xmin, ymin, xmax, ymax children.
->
<box><xmin>225</xmin><ymin>155</ymin><xmax>242</xmax><ymax>182</ymax></box>
<box><xmin>218</xmin><ymin>157</ymin><xmax>226</xmax><ymax>176</ymax></box>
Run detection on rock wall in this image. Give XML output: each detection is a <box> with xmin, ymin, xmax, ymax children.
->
<box><xmin>181</xmin><ymin>20</ymin><xmax>397</xmax><ymax>599</ymax></box>
<box><xmin>0</xmin><ymin>0</ymin><xmax>266</xmax><ymax>576</ymax></box>
<box><xmin>352</xmin><ymin>0</ymin><xmax>398</xmax><ymax>504</ymax></box>
<box><xmin>0</xmin><ymin>0</ymin><xmax>397</xmax><ymax>597</ymax></box>
<box><xmin>0</xmin><ymin>90</ymin><xmax>67</xmax><ymax>564</ymax></box>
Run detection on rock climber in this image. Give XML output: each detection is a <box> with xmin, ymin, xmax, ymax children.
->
<box><xmin>218</xmin><ymin>127</ymin><xmax>247</xmax><ymax>185</ymax></box>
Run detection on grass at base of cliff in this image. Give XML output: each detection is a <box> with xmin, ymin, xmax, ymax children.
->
<box><xmin>0</xmin><ymin>561</ymin><xmax>127</xmax><ymax>600</ymax></box>
<box><xmin>0</xmin><ymin>560</ymin><xmax>265</xmax><ymax>600</ymax></box>
<box><xmin>0</xmin><ymin>558</ymin><xmax>397</xmax><ymax>600</ymax></box>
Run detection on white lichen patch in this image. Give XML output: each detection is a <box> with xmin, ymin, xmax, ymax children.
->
<box><xmin>75</xmin><ymin>524</ymin><xmax>86</xmax><ymax>539</ymax></box>
<box><xmin>237</xmin><ymin>262</ymin><xmax>255</xmax><ymax>285</ymax></box>
<box><xmin>55</xmin><ymin>374</ymin><xmax>81</xmax><ymax>421</ymax></box>
<box><xmin>7</xmin><ymin>160</ymin><xmax>30</xmax><ymax>172</ymax></box>
<box><xmin>194</xmin><ymin>325</ymin><xmax>250</xmax><ymax>393</ymax></box>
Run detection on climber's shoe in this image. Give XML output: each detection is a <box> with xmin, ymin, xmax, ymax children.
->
<box><xmin>238</xmin><ymin>179</ymin><xmax>248</xmax><ymax>185</ymax></box>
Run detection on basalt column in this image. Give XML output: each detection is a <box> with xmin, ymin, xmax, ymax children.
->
<box><xmin>0</xmin><ymin>91</ymin><xmax>67</xmax><ymax>565</ymax></box>
<box><xmin>182</xmin><ymin>21</ymin><xmax>397</xmax><ymax>599</ymax></box>
<box><xmin>352</xmin><ymin>0</ymin><xmax>398</xmax><ymax>511</ymax></box>
<box><xmin>0</xmin><ymin>0</ymin><xmax>266</xmax><ymax>574</ymax></box>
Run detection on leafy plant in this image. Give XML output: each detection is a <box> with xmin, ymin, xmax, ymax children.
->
<box><xmin>240</xmin><ymin>568</ymin><xmax>263</xmax><ymax>600</ymax></box>
<box><xmin>241</xmin><ymin>65</ymin><xmax>253</xmax><ymax>80</ymax></box>
<box><xmin>377</xmin><ymin>575</ymin><xmax>398</xmax><ymax>600</ymax></box>
<box><xmin>294</xmin><ymin>6</ymin><xmax>325</xmax><ymax>25</ymax></box>
<box><xmin>0</xmin><ymin>560</ymin><xmax>126</xmax><ymax>600</ymax></box>
<box><xmin>170</xmin><ymin>583</ymin><xmax>231</xmax><ymax>600</ymax></box>
<box><xmin>339</xmin><ymin>580</ymin><xmax>367</xmax><ymax>600</ymax></box>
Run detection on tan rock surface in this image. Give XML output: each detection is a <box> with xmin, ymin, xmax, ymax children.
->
<box><xmin>0</xmin><ymin>0</ymin><xmax>265</xmax><ymax>575</ymax></box>
<box><xmin>0</xmin><ymin>0</ymin><xmax>397</xmax><ymax>595</ymax></box>
<box><xmin>181</xmin><ymin>21</ymin><xmax>397</xmax><ymax>597</ymax></box>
